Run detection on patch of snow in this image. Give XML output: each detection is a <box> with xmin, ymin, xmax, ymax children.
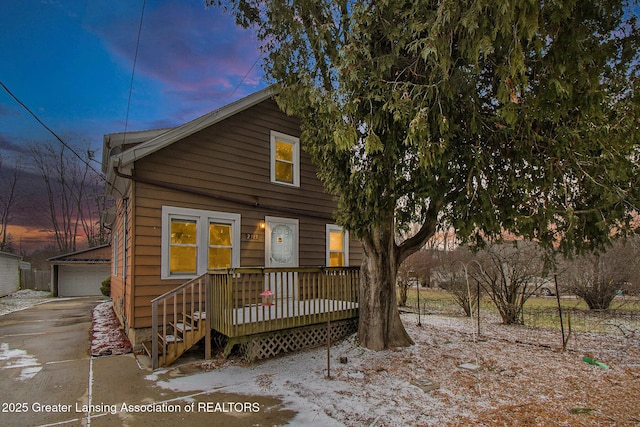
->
<box><xmin>0</xmin><ymin>290</ymin><xmax>51</xmax><ymax>316</ymax></box>
<box><xmin>90</xmin><ymin>301</ymin><xmax>132</xmax><ymax>357</ymax></box>
<box><xmin>458</xmin><ymin>362</ymin><xmax>480</xmax><ymax>371</ymax></box>
<box><xmin>146</xmin><ymin>313</ymin><xmax>640</xmax><ymax>426</ymax></box>
<box><xmin>18</xmin><ymin>365</ymin><xmax>43</xmax><ymax>381</ymax></box>
<box><xmin>0</xmin><ymin>343</ymin><xmax>42</xmax><ymax>380</ymax></box>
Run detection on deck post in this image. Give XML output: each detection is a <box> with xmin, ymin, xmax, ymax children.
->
<box><xmin>205</xmin><ymin>273</ymin><xmax>212</xmax><ymax>360</ymax></box>
<box><xmin>151</xmin><ymin>300</ymin><xmax>158</xmax><ymax>369</ymax></box>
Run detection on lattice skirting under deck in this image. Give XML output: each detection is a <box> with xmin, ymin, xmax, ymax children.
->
<box><xmin>221</xmin><ymin>319</ymin><xmax>357</xmax><ymax>362</ymax></box>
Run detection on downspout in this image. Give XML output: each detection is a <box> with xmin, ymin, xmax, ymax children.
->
<box><xmin>112</xmin><ymin>165</ymin><xmax>335</xmax><ymax>221</ymax></box>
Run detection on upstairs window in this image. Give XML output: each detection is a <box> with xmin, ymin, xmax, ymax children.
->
<box><xmin>326</xmin><ymin>224</ymin><xmax>349</xmax><ymax>267</ymax></box>
<box><xmin>270</xmin><ymin>131</ymin><xmax>300</xmax><ymax>187</ymax></box>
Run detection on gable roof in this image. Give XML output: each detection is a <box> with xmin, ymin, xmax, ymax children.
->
<box><xmin>101</xmin><ymin>127</ymin><xmax>174</xmax><ymax>174</ymax></box>
<box><xmin>47</xmin><ymin>244</ymin><xmax>111</xmax><ymax>264</ymax></box>
<box><xmin>109</xmin><ymin>85</ymin><xmax>276</xmax><ymax>170</ymax></box>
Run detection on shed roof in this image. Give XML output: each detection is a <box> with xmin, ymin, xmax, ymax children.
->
<box><xmin>0</xmin><ymin>251</ymin><xmax>22</xmax><ymax>260</ymax></box>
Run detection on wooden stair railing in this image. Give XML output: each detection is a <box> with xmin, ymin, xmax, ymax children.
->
<box><xmin>150</xmin><ymin>274</ymin><xmax>211</xmax><ymax>369</ymax></box>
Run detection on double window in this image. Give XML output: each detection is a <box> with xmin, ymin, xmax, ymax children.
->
<box><xmin>161</xmin><ymin>206</ymin><xmax>240</xmax><ymax>279</ymax></box>
<box><xmin>270</xmin><ymin>131</ymin><xmax>300</xmax><ymax>187</ymax></box>
<box><xmin>326</xmin><ymin>225</ymin><xmax>349</xmax><ymax>267</ymax></box>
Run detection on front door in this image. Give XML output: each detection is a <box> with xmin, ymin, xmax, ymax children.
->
<box><xmin>265</xmin><ymin>216</ymin><xmax>299</xmax><ymax>301</ymax></box>
<box><xmin>265</xmin><ymin>216</ymin><xmax>299</xmax><ymax>268</ymax></box>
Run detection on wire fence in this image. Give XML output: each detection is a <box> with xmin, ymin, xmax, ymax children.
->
<box><xmin>401</xmin><ymin>295</ymin><xmax>640</xmax><ymax>338</ymax></box>
<box><xmin>524</xmin><ymin>307</ymin><xmax>640</xmax><ymax>337</ymax></box>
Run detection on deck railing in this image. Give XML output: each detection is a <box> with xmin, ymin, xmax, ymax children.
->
<box><xmin>151</xmin><ymin>274</ymin><xmax>210</xmax><ymax>369</ymax></box>
<box><xmin>209</xmin><ymin>267</ymin><xmax>359</xmax><ymax>338</ymax></box>
<box><xmin>149</xmin><ymin>267</ymin><xmax>359</xmax><ymax>368</ymax></box>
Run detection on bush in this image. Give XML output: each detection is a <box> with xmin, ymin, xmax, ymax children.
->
<box><xmin>440</xmin><ymin>278</ymin><xmax>479</xmax><ymax>317</ymax></box>
<box><xmin>100</xmin><ymin>277</ymin><xmax>111</xmax><ymax>297</ymax></box>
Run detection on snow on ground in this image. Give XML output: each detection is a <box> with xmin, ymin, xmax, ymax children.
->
<box><xmin>90</xmin><ymin>301</ymin><xmax>132</xmax><ymax>356</ymax></box>
<box><xmin>0</xmin><ymin>289</ymin><xmax>52</xmax><ymax>316</ymax></box>
<box><xmin>3</xmin><ymin>291</ymin><xmax>639</xmax><ymax>425</ymax></box>
<box><xmin>1</xmin><ymin>292</ymin><xmax>132</xmax><ymax>357</ymax></box>
<box><xmin>148</xmin><ymin>313</ymin><xmax>640</xmax><ymax>426</ymax></box>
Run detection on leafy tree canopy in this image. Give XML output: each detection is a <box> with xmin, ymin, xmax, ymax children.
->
<box><xmin>212</xmin><ymin>0</ymin><xmax>640</xmax><ymax>349</ymax></box>
<box><xmin>215</xmin><ymin>0</ymin><xmax>640</xmax><ymax>257</ymax></box>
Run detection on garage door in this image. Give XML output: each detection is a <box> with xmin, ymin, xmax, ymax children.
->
<box><xmin>58</xmin><ymin>265</ymin><xmax>110</xmax><ymax>297</ymax></box>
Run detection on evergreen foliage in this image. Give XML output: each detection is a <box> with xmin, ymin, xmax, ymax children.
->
<box><xmin>213</xmin><ymin>0</ymin><xmax>640</xmax><ymax>348</ymax></box>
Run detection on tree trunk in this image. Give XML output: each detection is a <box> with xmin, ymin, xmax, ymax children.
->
<box><xmin>357</xmin><ymin>232</ymin><xmax>414</xmax><ymax>350</ymax></box>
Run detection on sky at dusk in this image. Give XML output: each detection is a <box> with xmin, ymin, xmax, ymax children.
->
<box><xmin>0</xmin><ymin>0</ymin><xmax>266</xmax><ymax>253</ymax></box>
<box><xmin>1</xmin><ymin>1</ymin><xmax>639</xmax><ymax>254</ymax></box>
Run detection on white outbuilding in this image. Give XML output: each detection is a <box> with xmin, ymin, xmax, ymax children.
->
<box><xmin>0</xmin><ymin>251</ymin><xmax>22</xmax><ymax>297</ymax></box>
<box><xmin>48</xmin><ymin>245</ymin><xmax>111</xmax><ymax>297</ymax></box>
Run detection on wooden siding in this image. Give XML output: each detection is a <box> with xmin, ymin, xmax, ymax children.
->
<box><xmin>109</xmin><ymin>192</ymin><xmax>135</xmax><ymax>329</ymax></box>
<box><xmin>109</xmin><ymin>197</ymin><xmax>126</xmax><ymax>324</ymax></box>
<box><xmin>125</xmin><ymin>98</ymin><xmax>362</xmax><ymax>329</ymax></box>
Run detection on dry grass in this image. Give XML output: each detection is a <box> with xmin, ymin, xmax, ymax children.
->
<box><xmin>402</xmin><ymin>288</ymin><xmax>640</xmax><ymax>334</ymax></box>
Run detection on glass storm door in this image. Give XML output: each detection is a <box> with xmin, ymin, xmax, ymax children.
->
<box><xmin>265</xmin><ymin>217</ymin><xmax>299</xmax><ymax>301</ymax></box>
<box><xmin>265</xmin><ymin>216</ymin><xmax>299</xmax><ymax>268</ymax></box>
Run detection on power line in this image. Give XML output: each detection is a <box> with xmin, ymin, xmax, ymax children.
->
<box><xmin>3</xmin><ymin>0</ymin><xmax>254</xmax><ymax>182</ymax></box>
<box><xmin>0</xmin><ymin>80</ymin><xmax>104</xmax><ymax>178</ymax></box>
<box><xmin>230</xmin><ymin>53</ymin><xmax>263</xmax><ymax>99</ymax></box>
<box><xmin>123</xmin><ymin>0</ymin><xmax>147</xmax><ymax>138</ymax></box>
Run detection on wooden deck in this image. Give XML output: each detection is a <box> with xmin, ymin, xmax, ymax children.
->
<box><xmin>151</xmin><ymin>267</ymin><xmax>359</xmax><ymax>368</ymax></box>
<box><xmin>210</xmin><ymin>267</ymin><xmax>359</xmax><ymax>337</ymax></box>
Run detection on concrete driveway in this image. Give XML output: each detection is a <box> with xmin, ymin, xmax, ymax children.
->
<box><xmin>0</xmin><ymin>297</ymin><xmax>295</xmax><ymax>426</ymax></box>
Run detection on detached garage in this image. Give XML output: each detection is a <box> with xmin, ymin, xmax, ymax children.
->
<box><xmin>0</xmin><ymin>251</ymin><xmax>22</xmax><ymax>297</ymax></box>
<box><xmin>49</xmin><ymin>245</ymin><xmax>111</xmax><ymax>297</ymax></box>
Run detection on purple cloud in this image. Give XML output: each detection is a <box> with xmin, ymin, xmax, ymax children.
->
<box><xmin>83</xmin><ymin>0</ymin><xmax>263</xmax><ymax>124</ymax></box>
<box><xmin>0</xmin><ymin>133</ymin><xmax>31</xmax><ymax>156</ymax></box>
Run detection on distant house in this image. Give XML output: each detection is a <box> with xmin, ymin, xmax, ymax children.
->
<box><xmin>0</xmin><ymin>251</ymin><xmax>21</xmax><ymax>297</ymax></box>
<box><xmin>102</xmin><ymin>87</ymin><xmax>362</xmax><ymax>367</ymax></box>
<box><xmin>48</xmin><ymin>245</ymin><xmax>111</xmax><ymax>297</ymax></box>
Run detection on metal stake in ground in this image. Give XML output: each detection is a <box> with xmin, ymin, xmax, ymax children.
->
<box><xmin>416</xmin><ymin>281</ymin><xmax>422</xmax><ymax>327</ymax></box>
<box><xmin>477</xmin><ymin>280</ymin><xmax>481</xmax><ymax>336</ymax></box>
<box><xmin>554</xmin><ymin>274</ymin><xmax>566</xmax><ymax>350</ymax></box>
<box><xmin>326</xmin><ymin>317</ymin><xmax>331</xmax><ymax>379</ymax></box>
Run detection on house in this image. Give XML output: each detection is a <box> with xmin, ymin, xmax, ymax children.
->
<box><xmin>102</xmin><ymin>86</ymin><xmax>362</xmax><ymax>367</ymax></box>
<box><xmin>48</xmin><ymin>245</ymin><xmax>111</xmax><ymax>297</ymax></box>
<box><xmin>0</xmin><ymin>251</ymin><xmax>22</xmax><ymax>297</ymax></box>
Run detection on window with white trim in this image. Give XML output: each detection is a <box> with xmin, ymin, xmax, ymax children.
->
<box><xmin>208</xmin><ymin>222</ymin><xmax>233</xmax><ymax>269</ymax></box>
<box><xmin>326</xmin><ymin>224</ymin><xmax>349</xmax><ymax>267</ymax></box>
<box><xmin>161</xmin><ymin>206</ymin><xmax>240</xmax><ymax>279</ymax></box>
<box><xmin>270</xmin><ymin>130</ymin><xmax>300</xmax><ymax>187</ymax></box>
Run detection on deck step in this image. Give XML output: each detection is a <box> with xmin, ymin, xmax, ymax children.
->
<box><xmin>189</xmin><ymin>311</ymin><xmax>206</xmax><ymax>321</ymax></box>
<box><xmin>159</xmin><ymin>334</ymin><xmax>183</xmax><ymax>343</ymax></box>
<box><xmin>172</xmin><ymin>322</ymin><xmax>194</xmax><ymax>333</ymax></box>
